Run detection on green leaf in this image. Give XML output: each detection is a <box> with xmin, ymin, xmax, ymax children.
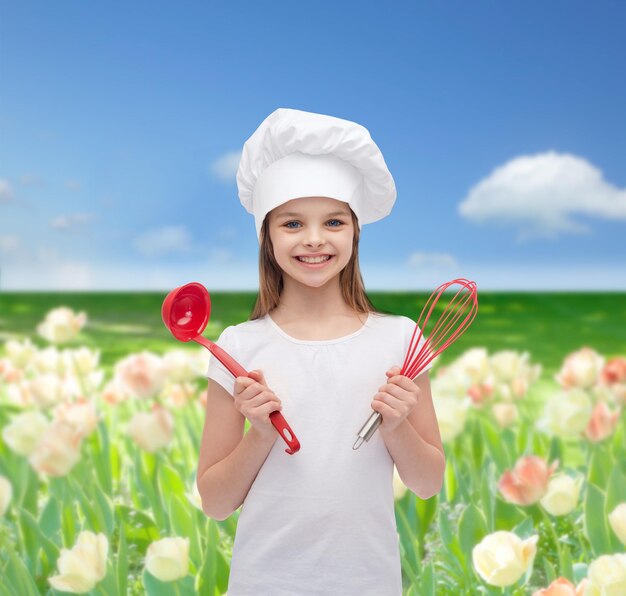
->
<box><xmin>420</xmin><ymin>561</ymin><xmax>435</xmax><ymax>596</ymax></box>
<box><xmin>19</xmin><ymin>507</ymin><xmax>60</xmax><ymax>579</ymax></box>
<box><xmin>94</xmin><ymin>418</ymin><xmax>113</xmax><ymax>496</ymax></box>
<box><xmin>559</xmin><ymin>544</ymin><xmax>574</xmax><ymax>582</ymax></box>
<box><xmin>116</xmin><ymin>523</ymin><xmax>128</xmax><ymax>596</ymax></box>
<box><xmin>39</xmin><ymin>496</ymin><xmax>61</xmax><ymax>541</ymax></box>
<box><xmin>588</xmin><ymin>444</ymin><xmax>613</xmax><ymax>488</ymax></box>
<box><xmin>93</xmin><ymin>479</ymin><xmax>115</xmax><ymax>536</ymax></box>
<box><xmin>61</xmin><ymin>500</ymin><xmax>77</xmax><ymax>547</ymax></box>
<box><xmin>543</xmin><ymin>557</ymin><xmax>557</xmax><ymax>584</ymax></box>
<box><xmin>158</xmin><ymin>463</ymin><xmax>187</xmax><ymax>506</ymax></box>
<box><xmin>584</xmin><ymin>483</ymin><xmax>611</xmax><ymax>556</ymax></box>
<box><xmin>438</xmin><ymin>508</ymin><xmax>467</xmax><ymax>576</ymax></box>
<box><xmin>604</xmin><ymin>465</ymin><xmax>626</xmax><ymax>551</ymax></box>
<box><xmin>2</xmin><ymin>545</ymin><xmax>40</xmax><ymax>596</ymax></box>
<box><xmin>134</xmin><ymin>450</ymin><xmax>166</xmax><ymax>529</ymax></box>
<box><xmin>415</xmin><ymin>494</ymin><xmax>438</xmax><ymax>543</ymax></box>
<box><xmin>458</xmin><ymin>504</ymin><xmax>488</xmax><ymax>561</ymax></box>
<box><xmin>395</xmin><ymin>501</ymin><xmax>420</xmax><ymax>582</ymax></box>
<box><xmin>480</xmin><ymin>462</ymin><xmax>495</xmax><ymax>533</ymax></box>
<box><xmin>547</xmin><ymin>436</ymin><xmax>562</xmax><ymax>465</ymax></box>
<box><xmin>17</xmin><ymin>508</ymin><xmax>39</xmax><ymax>576</ymax></box>
<box><xmin>480</xmin><ymin>419</ymin><xmax>506</xmax><ymax>470</ymax></box>
<box><xmin>195</xmin><ymin>519</ymin><xmax>221</xmax><ymax>596</ymax></box>
<box><xmin>444</xmin><ymin>457</ymin><xmax>457</xmax><ymax>503</ymax></box>
<box><xmin>68</xmin><ymin>475</ymin><xmax>103</xmax><ymax>533</ymax></box>
<box><xmin>143</xmin><ymin>570</ymin><xmax>196</xmax><ymax>596</ymax></box>
<box><xmin>115</xmin><ymin>505</ymin><xmax>160</xmax><ymax>551</ymax></box>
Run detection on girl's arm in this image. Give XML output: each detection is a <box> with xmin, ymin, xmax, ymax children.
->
<box><xmin>197</xmin><ymin>380</ymin><xmax>278</xmax><ymax>520</ymax></box>
<box><xmin>378</xmin><ymin>371</ymin><xmax>446</xmax><ymax>499</ymax></box>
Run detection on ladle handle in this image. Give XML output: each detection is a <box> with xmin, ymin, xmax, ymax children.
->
<box><xmin>208</xmin><ymin>342</ymin><xmax>301</xmax><ymax>455</ymax></box>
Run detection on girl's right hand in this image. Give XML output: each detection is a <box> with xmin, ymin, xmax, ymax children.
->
<box><xmin>233</xmin><ymin>369</ymin><xmax>282</xmax><ymax>438</ymax></box>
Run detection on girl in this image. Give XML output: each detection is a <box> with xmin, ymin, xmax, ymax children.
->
<box><xmin>198</xmin><ymin>108</ymin><xmax>445</xmax><ymax>595</ymax></box>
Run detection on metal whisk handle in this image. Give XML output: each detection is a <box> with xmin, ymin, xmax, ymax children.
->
<box><xmin>353</xmin><ymin>411</ymin><xmax>383</xmax><ymax>450</ymax></box>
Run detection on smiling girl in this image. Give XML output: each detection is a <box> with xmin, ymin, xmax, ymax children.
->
<box><xmin>197</xmin><ymin>108</ymin><xmax>445</xmax><ymax>595</ymax></box>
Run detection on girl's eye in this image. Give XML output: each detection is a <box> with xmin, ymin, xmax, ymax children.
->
<box><xmin>284</xmin><ymin>219</ymin><xmax>344</xmax><ymax>229</ymax></box>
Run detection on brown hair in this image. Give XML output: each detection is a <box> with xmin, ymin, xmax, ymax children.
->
<box><xmin>248</xmin><ymin>206</ymin><xmax>394</xmax><ymax>320</ymax></box>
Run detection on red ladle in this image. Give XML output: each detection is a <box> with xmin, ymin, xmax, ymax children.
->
<box><xmin>161</xmin><ymin>282</ymin><xmax>300</xmax><ymax>455</ymax></box>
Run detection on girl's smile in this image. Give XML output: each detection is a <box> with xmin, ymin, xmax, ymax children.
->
<box><xmin>293</xmin><ymin>255</ymin><xmax>336</xmax><ymax>269</ymax></box>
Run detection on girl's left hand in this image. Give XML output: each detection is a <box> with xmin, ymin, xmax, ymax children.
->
<box><xmin>371</xmin><ymin>365</ymin><xmax>421</xmax><ymax>435</ymax></box>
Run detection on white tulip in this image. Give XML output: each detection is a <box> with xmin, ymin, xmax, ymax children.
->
<box><xmin>114</xmin><ymin>351</ymin><xmax>166</xmax><ymax>399</ymax></box>
<box><xmin>431</xmin><ymin>368</ymin><xmax>472</xmax><ymax>400</ymax></box>
<box><xmin>32</xmin><ymin>346</ymin><xmax>66</xmax><ymax>375</ymax></box>
<box><xmin>48</xmin><ymin>531</ymin><xmax>108</xmax><ymax>593</ymax></box>
<box><xmin>472</xmin><ymin>531</ymin><xmax>538</xmax><ymax>587</ymax></box>
<box><xmin>29</xmin><ymin>372</ymin><xmax>73</xmax><ymax>409</ymax></box>
<box><xmin>540</xmin><ymin>474</ymin><xmax>583</xmax><ymax>516</ymax></box>
<box><xmin>608</xmin><ymin>503</ymin><xmax>626</xmax><ymax>546</ymax></box>
<box><xmin>37</xmin><ymin>306</ymin><xmax>87</xmax><ymax>344</ymax></box>
<box><xmin>28</xmin><ymin>419</ymin><xmax>82</xmax><ymax>477</ymax></box>
<box><xmin>454</xmin><ymin>348</ymin><xmax>491</xmax><ymax>384</ymax></box>
<box><xmin>492</xmin><ymin>403</ymin><xmax>518</xmax><ymax>428</ymax></box>
<box><xmin>2</xmin><ymin>410</ymin><xmax>49</xmax><ymax>456</ymax></box>
<box><xmin>4</xmin><ymin>337</ymin><xmax>37</xmax><ymax>369</ymax></box>
<box><xmin>145</xmin><ymin>537</ymin><xmax>189</xmax><ymax>582</ymax></box>
<box><xmin>490</xmin><ymin>350</ymin><xmax>524</xmax><ymax>384</ymax></box>
<box><xmin>538</xmin><ymin>388</ymin><xmax>593</xmax><ymax>438</ymax></box>
<box><xmin>126</xmin><ymin>405</ymin><xmax>174</xmax><ymax>452</ymax></box>
<box><xmin>555</xmin><ymin>347</ymin><xmax>605</xmax><ymax>390</ymax></box>
<box><xmin>432</xmin><ymin>394</ymin><xmax>470</xmax><ymax>442</ymax></box>
<box><xmin>63</xmin><ymin>346</ymin><xmax>101</xmax><ymax>376</ymax></box>
<box><xmin>52</xmin><ymin>398</ymin><xmax>100</xmax><ymax>439</ymax></box>
<box><xmin>162</xmin><ymin>349</ymin><xmax>207</xmax><ymax>383</ymax></box>
<box><xmin>585</xmin><ymin>553</ymin><xmax>626</xmax><ymax>595</ymax></box>
<box><xmin>392</xmin><ymin>466</ymin><xmax>407</xmax><ymax>501</ymax></box>
<box><xmin>0</xmin><ymin>475</ymin><xmax>12</xmax><ymax>516</ymax></box>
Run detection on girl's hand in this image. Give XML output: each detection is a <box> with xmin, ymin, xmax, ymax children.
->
<box><xmin>233</xmin><ymin>369</ymin><xmax>282</xmax><ymax>439</ymax></box>
<box><xmin>371</xmin><ymin>365</ymin><xmax>421</xmax><ymax>435</ymax></box>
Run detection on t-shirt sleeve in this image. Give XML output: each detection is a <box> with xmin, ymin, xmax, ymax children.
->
<box><xmin>399</xmin><ymin>315</ymin><xmax>434</xmax><ymax>378</ymax></box>
<box><xmin>206</xmin><ymin>325</ymin><xmax>238</xmax><ymax>396</ymax></box>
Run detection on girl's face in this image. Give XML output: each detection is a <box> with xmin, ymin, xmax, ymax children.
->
<box><xmin>269</xmin><ymin>196</ymin><xmax>354</xmax><ymax>288</ymax></box>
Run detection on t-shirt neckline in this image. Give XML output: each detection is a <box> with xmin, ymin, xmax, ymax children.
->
<box><xmin>265</xmin><ymin>312</ymin><xmax>371</xmax><ymax>345</ymax></box>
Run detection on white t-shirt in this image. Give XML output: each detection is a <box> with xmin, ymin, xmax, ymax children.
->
<box><xmin>205</xmin><ymin>311</ymin><xmax>432</xmax><ymax>596</ymax></box>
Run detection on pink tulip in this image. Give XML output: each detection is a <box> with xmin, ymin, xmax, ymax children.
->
<box><xmin>498</xmin><ymin>455</ymin><xmax>559</xmax><ymax>506</ymax></box>
<box><xmin>601</xmin><ymin>357</ymin><xmax>626</xmax><ymax>385</ymax></box>
<box><xmin>584</xmin><ymin>401</ymin><xmax>621</xmax><ymax>442</ymax></box>
<box><xmin>532</xmin><ymin>576</ymin><xmax>587</xmax><ymax>596</ymax></box>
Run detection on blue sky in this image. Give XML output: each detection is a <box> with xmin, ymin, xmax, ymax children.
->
<box><xmin>1</xmin><ymin>1</ymin><xmax>625</xmax><ymax>291</ymax></box>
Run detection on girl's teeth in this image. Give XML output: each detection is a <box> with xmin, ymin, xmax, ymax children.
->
<box><xmin>297</xmin><ymin>256</ymin><xmax>331</xmax><ymax>263</ymax></box>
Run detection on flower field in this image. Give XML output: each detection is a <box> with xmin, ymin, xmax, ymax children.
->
<box><xmin>0</xmin><ymin>291</ymin><xmax>625</xmax><ymax>595</ymax></box>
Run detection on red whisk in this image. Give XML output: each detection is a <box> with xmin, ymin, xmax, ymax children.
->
<box><xmin>353</xmin><ymin>278</ymin><xmax>478</xmax><ymax>449</ymax></box>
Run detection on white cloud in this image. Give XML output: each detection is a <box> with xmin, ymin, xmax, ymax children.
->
<box><xmin>0</xmin><ymin>234</ymin><xmax>19</xmax><ymax>253</ymax></box>
<box><xmin>459</xmin><ymin>151</ymin><xmax>626</xmax><ymax>240</ymax></box>
<box><xmin>65</xmin><ymin>179</ymin><xmax>82</xmax><ymax>191</ymax></box>
<box><xmin>0</xmin><ymin>179</ymin><xmax>13</xmax><ymax>202</ymax></box>
<box><xmin>408</xmin><ymin>252</ymin><xmax>458</xmax><ymax>268</ymax></box>
<box><xmin>207</xmin><ymin>247</ymin><xmax>235</xmax><ymax>265</ymax></box>
<box><xmin>133</xmin><ymin>225</ymin><xmax>193</xmax><ymax>257</ymax></box>
<box><xmin>19</xmin><ymin>174</ymin><xmax>44</xmax><ymax>186</ymax></box>
<box><xmin>50</xmin><ymin>213</ymin><xmax>97</xmax><ymax>230</ymax></box>
<box><xmin>210</xmin><ymin>150</ymin><xmax>241</xmax><ymax>182</ymax></box>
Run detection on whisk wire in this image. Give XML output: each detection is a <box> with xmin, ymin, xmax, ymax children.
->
<box><xmin>402</xmin><ymin>279</ymin><xmax>478</xmax><ymax>380</ymax></box>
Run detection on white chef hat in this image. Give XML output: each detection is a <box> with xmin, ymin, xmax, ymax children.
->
<box><xmin>236</xmin><ymin>108</ymin><xmax>397</xmax><ymax>241</ymax></box>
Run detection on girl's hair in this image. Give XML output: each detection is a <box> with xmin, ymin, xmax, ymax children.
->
<box><xmin>248</xmin><ymin>205</ymin><xmax>394</xmax><ymax>320</ymax></box>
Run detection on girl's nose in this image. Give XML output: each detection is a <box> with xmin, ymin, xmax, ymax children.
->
<box><xmin>305</xmin><ymin>236</ymin><xmax>325</xmax><ymax>248</ymax></box>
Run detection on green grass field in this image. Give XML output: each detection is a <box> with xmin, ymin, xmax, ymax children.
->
<box><xmin>1</xmin><ymin>291</ymin><xmax>625</xmax><ymax>378</ymax></box>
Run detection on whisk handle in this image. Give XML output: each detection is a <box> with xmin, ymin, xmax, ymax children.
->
<box><xmin>353</xmin><ymin>410</ymin><xmax>383</xmax><ymax>449</ymax></box>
